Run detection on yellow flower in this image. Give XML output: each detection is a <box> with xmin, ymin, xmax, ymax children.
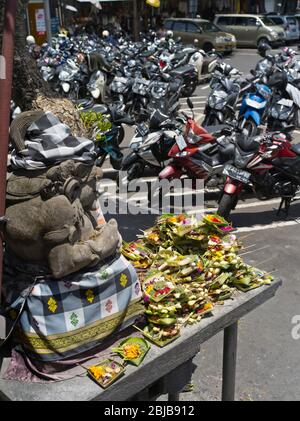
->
<box><xmin>148</xmin><ymin>233</ymin><xmax>159</xmax><ymax>243</ymax></box>
<box><xmin>123</xmin><ymin>344</ymin><xmax>141</xmax><ymax>359</ymax></box>
<box><xmin>145</xmin><ymin>284</ymin><xmax>154</xmax><ymax>294</ymax></box>
<box><xmin>89</xmin><ymin>365</ymin><xmax>106</xmax><ymax>380</ymax></box>
<box><xmin>85</xmin><ymin>289</ymin><xmax>95</xmax><ymax>304</ymax></box>
<box><xmin>214</xmin><ymin>251</ymin><xmax>223</xmax><ymax>260</ymax></box>
<box><xmin>48</xmin><ymin>297</ymin><xmax>58</xmax><ymax>313</ymax></box>
<box><xmin>120</xmin><ymin>273</ymin><xmax>128</xmax><ymax>288</ymax></box>
<box><xmin>204</xmin><ymin>302</ymin><xmax>213</xmax><ymax>311</ymax></box>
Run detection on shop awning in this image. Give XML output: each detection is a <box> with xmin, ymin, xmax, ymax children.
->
<box><xmin>65</xmin><ymin>5</ymin><xmax>79</xmax><ymax>12</ymax></box>
<box><xmin>76</xmin><ymin>0</ymin><xmax>102</xmax><ymax>9</ymax></box>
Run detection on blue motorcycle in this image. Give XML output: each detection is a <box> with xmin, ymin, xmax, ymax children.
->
<box><xmin>238</xmin><ymin>82</ymin><xmax>272</xmax><ymax>136</ymax></box>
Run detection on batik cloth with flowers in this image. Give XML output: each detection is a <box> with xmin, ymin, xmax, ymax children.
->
<box><xmin>2</xmin><ymin>251</ymin><xmax>143</xmax><ymax>362</ymax></box>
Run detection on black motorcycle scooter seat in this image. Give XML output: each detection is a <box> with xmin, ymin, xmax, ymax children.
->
<box><xmin>174</xmin><ymin>52</ymin><xmax>187</xmax><ymax>61</ymax></box>
<box><xmin>194</xmin><ymin>151</ymin><xmax>223</xmax><ymax>167</ymax></box>
<box><xmin>203</xmin><ymin>124</ymin><xmax>228</xmax><ymax>135</ymax></box>
<box><xmin>237</xmin><ymin>134</ymin><xmax>260</xmax><ymax>153</ymax></box>
<box><xmin>171</xmin><ymin>64</ymin><xmax>195</xmax><ymax>76</ymax></box>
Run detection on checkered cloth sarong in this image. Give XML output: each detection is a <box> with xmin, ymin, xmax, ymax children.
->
<box><xmin>10</xmin><ymin>112</ymin><xmax>95</xmax><ymax>170</ymax></box>
<box><xmin>2</xmin><ymin>252</ymin><xmax>143</xmax><ymax>362</ymax></box>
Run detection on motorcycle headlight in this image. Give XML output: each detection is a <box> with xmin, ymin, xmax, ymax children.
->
<box><xmin>91</xmin><ymin>88</ymin><xmax>101</xmax><ymax>99</ymax></box>
<box><xmin>209</xmin><ymin>94</ymin><xmax>226</xmax><ymax>110</ymax></box>
<box><xmin>111</xmin><ymin>81</ymin><xmax>126</xmax><ymax>93</ymax></box>
<box><xmin>271</xmin><ymin>107</ymin><xmax>279</xmax><ymax>119</ymax></box>
<box><xmin>279</xmin><ymin>107</ymin><xmax>293</xmax><ymax>121</ymax></box>
<box><xmin>62</xmin><ymin>82</ymin><xmax>70</xmax><ymax>93</ymax></box>
<box><xmin>215</xmin><ymin>36</ymin><xmax>225</xmax><ymax>44</ymax></box>
<box><xmin>208</xmin><ymin>96</ymin><xmax>216</xmax><ymax>108</ymax></box>
<box><xmin>257</xmin><ymin>84</ymin><xmax>272</xmax><ymax>100</ymax></box>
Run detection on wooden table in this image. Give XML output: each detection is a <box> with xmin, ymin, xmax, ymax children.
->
<box><xmin>0</xmin><ymin>279</ymin><xmax>282</xmax><ymax>401</ymax></box>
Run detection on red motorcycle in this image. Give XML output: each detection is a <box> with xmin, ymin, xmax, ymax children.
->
<box><xmin>159</xmin><ymin>99</ymin><xmax>230</xmax><ymax>184</ymax></box>
<box><xmin>218</xmin><ymin>128</ymin><xmax>300</xmax><ymax>219</ymax></box>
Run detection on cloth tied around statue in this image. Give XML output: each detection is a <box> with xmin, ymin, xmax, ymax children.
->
<box><xmin>10</xmin><ymin>111</ymin><xmax>95</xmax><ymax>170</ymax></box>
<box><xmin>1</xmin><ymin>110</ymin><xmax>143</xmax><ymax>378</ymax></box>
<box><xmin>2</xmin><ymin>251</ymin><xmax>143</xmax><ymax>363</ymax></box>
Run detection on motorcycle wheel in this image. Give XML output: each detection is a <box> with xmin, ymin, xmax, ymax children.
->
<box><xmin>181</xmin><ymin>80</ymin><xmax>197</xmax><ymax>98</ymax></box>
<box><xmin>117</xmin><ymin>161</ymin><xmax>145</xmax><ymax>189</ymax></box>
<box><xmin>95</xmin><ymin>154</ymin><xmax>107</xmax><ymax>168</ymax></box>
<box><xmin>240</xmin><ymin>119</ymin><xmax>257</xmax><ymax>137</ymax></box>
<box><xmin>203</xmin><ymin>114</ymin><xmax>219</xmax><ymax>126</ymax></box>
<box><xmin>117</xmin><ymin>126</ymin><xmax>125</xmax><ymax>145</ymax></box>
<box><xmin>110</xmin><ymin>156</ymin><xmax>123</xmax><ymax>171</ymax></box>
<box><xmin>218</xmin><ymin>193</ymin><xmax>237</xmax><ymax>220</ymax></box>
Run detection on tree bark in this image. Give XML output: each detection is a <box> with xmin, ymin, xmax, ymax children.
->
<box><xmin>11</xmin><ymin>0</ymin><xmax>86</xmax><ymax>136</ymax></box>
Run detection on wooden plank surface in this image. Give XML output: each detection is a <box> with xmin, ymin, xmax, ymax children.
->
<box><xmin>0</xmin><ymin>280</ymin><xmax>282</xmax><ymax>401</ymax></box>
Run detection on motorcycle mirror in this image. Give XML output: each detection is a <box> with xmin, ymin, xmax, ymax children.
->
<box><xmin>250</xmin><ymin>69</ymin><xmax>256</xmax><ymax>76</ymax></box>
<box><xmin>187</xmin><ymin>97</ymin><xmax>194</xmax><ymax>110</ymax></box>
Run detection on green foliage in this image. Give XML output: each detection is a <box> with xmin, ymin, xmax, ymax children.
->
<box><xmin>80</xmin><ymin>111</ymin><xmax>112</xmax><ymax>142</ymax></box>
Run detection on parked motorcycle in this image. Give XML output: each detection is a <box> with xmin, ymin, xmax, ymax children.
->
<box><xmin>202</xmin><ymin>63</ymin><xmax>242</xmax><ymax>126</ymax></box>
<box><xmin>238</xmin><ymin>79</ymin><xmax>272</xmax><ymax>136</ymax></box>
<box><xmin>119</xmin><ymin>109</ymin><xmax>180</xmax><ymax>187</ymax></box>
<box><xmin>267</xmin><ymin>71</ymin><xmax>300</xmax><ymax>131</ymax></box>
<box><xmin>159</xmin><ymin>99</ymin><xmax>232</xmax><ymax>186</ymax></box>
<box><xmin>218</xmin><ymin>128</ymin><xmax>299</xmax><ymax>219</ymax></box>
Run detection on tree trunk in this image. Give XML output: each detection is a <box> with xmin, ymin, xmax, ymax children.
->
<box><xmin>11</xmin><ymin>0</ymin><xmax>86</xmax><ymax>136</ymax></box>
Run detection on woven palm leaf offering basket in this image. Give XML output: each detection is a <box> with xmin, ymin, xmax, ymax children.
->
<box><xmin>121</xmin><ymin>213</ymin><xmax>273</xmax><ymax>347</ymax></box>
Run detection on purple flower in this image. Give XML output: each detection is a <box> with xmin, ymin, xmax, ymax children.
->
<box><xmin>220</xmin><ymin>226</ymin><xmax>234</xmax><ymax>232</ymax></box>
<box><xmin>143</xmin><ymin>295</ymin><xmax>150</xmax><ymax>303</ymax></box>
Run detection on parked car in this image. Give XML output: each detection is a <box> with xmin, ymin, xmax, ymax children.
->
<box><xmin>214</xmin><ymin>14</ymin><xmax>285</xmax><ymax>47</ymax></box>
<box><xmin>164</xmin><ymin>18</ymin><xmax>236</xmax><ymax>53</ymax></box>
<box><xmin>266</xmin><ymin>14</ymin><xmax>299</xmax><ymax>43</ymax></box>
<box><xmin>292</xmin><ymin>14</ymin><xmax>300</xmax><ymax>40</ymax></box>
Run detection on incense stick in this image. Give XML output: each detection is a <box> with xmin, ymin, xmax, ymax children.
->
<box><xmin>240</xmin><ymin>245</ymin><xmax>270</xmax><ymax>256</ymax></box>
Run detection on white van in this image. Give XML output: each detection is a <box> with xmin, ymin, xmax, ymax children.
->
<box><xmin>267</xmin><ymin>15</ymin><xmax>299</xmax><ymax>42</ymax></box>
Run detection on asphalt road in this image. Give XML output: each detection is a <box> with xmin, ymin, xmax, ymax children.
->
<box><xmin>100</xmin><ymin>47</ymin><xmax>300</xmax><ymax>401</ymax></box>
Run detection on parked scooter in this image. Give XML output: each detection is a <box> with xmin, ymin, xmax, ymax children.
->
<box><xmin>267</xmin><ymin>71</ymin><xmax>300</xmax><ymax>131</ymax></box>
<box><xmin>217</xmin><ymin>128</ymin><xmax>299</xmax><ymax>219</ymax></box>
<box><xmin>238</xmin><ymin>77</ymin><xmax>272</xmax><ymax>136</ymax></box>
<box><xmin>119</xmin><ymin>109</ymin><xmax>180</xmax><ymax>187</ymax></box>
<box><xmin>202</xmin><ymin>63</ymin><xmax>242</xmax><ymax>126</ymax></box>
<box><xmin>159</xmin><ymin>99</ymin><xmax>232</xmax><ymax>186</ymax></box>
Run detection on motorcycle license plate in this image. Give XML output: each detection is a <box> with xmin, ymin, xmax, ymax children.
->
<box><xmin>223</xmin><ymin>164</ymin><xmax>251</xmax><ymax>184</ymax></box>
<box><xmin>137</xmin><ymin>123</ymin><xmax>149</xmax><ymax>137</ymax></box>
<box><xmin>176</xmin><ymin>135</ymin><xmax>187</xmax><ymax>151</ymax></box>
